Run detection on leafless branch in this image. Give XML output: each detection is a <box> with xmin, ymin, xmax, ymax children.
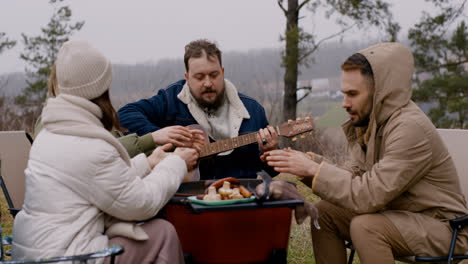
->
<box><xmin>298</xmin><ymin>23</ymin><xmax>356</xmax><ymax>63</ymax></box>
<box><xmin>297</xmin><ymin>93</ymin><xmax>310</xmax><ymax>103</ymax></box>
<box><xmin>298</xmin><ymin>86</ymin><xmax>312</xmax><ymax>91</ymax></box>
<box><xmin>297</xmin><ymin>86</ymin><xmax>312</xmax><ymax>103</ymax></box>
<box><xmin>277</xmin><ymin>0</ymin><xmax>287</xmax><ymax>16</ymax></box>
<box><xmin>297</xmin><ymin>0</ymin><xmax>312</xmax><ymax>12</ymax></box>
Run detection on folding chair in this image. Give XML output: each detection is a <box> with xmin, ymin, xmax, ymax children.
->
<box><xmin>0</xmin><ymin>131</ymin><xmax>124</xmax><ymax>263</ymax></box>
<box><xmin>0</xmin><ymin>131</ymin><xmax>32</xmax><ymax>217</ymax></box>
<box><xmin>0</xmin><ymin>223</ymin><xmax>123</xmax><ymax>263</ymax></box>
<box><xmin>347</xmin><ymin>129</ymin><xmax>468</xmax><ymax>264</ymax></box>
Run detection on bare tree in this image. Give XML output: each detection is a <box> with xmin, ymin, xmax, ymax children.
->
<box><xmin>278</xmin><ymin>0</ymin><xmax>399</xmax><ymax>122</ymax></box>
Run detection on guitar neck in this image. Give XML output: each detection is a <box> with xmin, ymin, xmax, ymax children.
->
<box><xmin>197</xmin><ymin>117</ymin><xmax>313</xmax><ymax>158</ymax></box>
<box><xmin>199</xmin><ymin>130</ymin><xmax>267</xmax><ymax>158</ymax></box>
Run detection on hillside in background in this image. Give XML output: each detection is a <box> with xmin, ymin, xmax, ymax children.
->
<box><xmin>0</xmin><ymin>40</ymin><xmax>372</xmax><ymax>99</ymax></box>
<box><xmin>2</xmin><ymin>39</ymin><xmax>432</xmax><ymax>127</ymax></box>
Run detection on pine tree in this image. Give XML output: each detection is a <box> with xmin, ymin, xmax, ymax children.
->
<box><xmin>0</xmin><ymin>32</ymin><xmax>16</xmax><ymax>90</ymax></box>
<box><xmin>16</xmin><ymin>0</ymin><xmax>84</xmax><ymax>115</ymax></box>
<box><xmin>0</xmin><ymin>32</ymin><xmax>16</xmax><ymax>54</ymax></box>
<box><xmin>410</xmin><ymin>0</ymin><xmax>467</xmax><ymax>128</ymax></box>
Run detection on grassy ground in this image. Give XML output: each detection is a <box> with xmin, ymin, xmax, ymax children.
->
<box><xmin>0</xmin><ymin>191</ymin><xmax>13</xmax><ymax>259</ymax></box>
<box><xmin>275</xmin><ymin>173</ymin><xmax>363</xmax><ymax>264</ymax></box>
<box><xmin>0</xmin><ymin>194</ymin><xmax>13</xmax><ymax>236</ymax></box>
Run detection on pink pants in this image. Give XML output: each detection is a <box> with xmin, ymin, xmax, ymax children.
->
<box><xmin>107</xmin><ymin>218</ymin><xmax>184</xmax><ymax>264</ymax></box>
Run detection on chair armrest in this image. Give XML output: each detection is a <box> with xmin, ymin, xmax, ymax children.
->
<box><xmin>450</xmin><ymin>214</ymin><xmax>468</xmax><ymax>230</ymax></box>
<box><xmin>0</xmin><ymin>244</ymin><xmax>124</xmax><ymax>264</ymax></box>
<box><xmin>8</xmin><ymin>208</ymin><xmax>21</xmax><ymax>218</ymax></box>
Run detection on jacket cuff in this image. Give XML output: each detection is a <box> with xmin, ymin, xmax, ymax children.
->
<box><xmin>312</xmin><ymin>162</ymin><xmax>349</xmax><ymax>198</ymax></box>
<box><xmin>158</xmin><ymin>155</ymin><xmax>187</xmax><ymax>182</ymax></box>
<box><xmin>311</xmin><ymin>161</ymin><xmax>325</xmax><ymax>193</ymax></box>
<box><xmin>131</xmin><ymin>153</ymin><xmax>152</xmax><ymax>178</ymax></box>
<box><xmin>139</xmin><ymin>133</ymin><xmax>157</xmax><ymax>154</ymax></box>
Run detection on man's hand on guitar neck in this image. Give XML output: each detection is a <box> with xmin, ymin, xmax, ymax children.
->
<box><xmin>151</xmin><ymin>125</ymin><xmax>206</xmax><ymax>150</ymax></box>
<box><xmin>256</xmin><ymin>125</ymin><xmax>279</xmax><ymax>154</ymax></box>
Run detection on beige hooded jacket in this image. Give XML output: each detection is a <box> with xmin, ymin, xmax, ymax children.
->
<box><xmin>312</xmin><ymin>42</ymin><xmax>468</xmax><ymax>256</ymax></box>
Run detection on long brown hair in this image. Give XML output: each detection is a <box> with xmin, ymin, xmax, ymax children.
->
<box><xmin>91</xmin><ymin>90</ymin><xmax>125</xmax><ymax>133</ymax></box>
<box><xmin>48</xmin><ymin>63</ymin><xmax>58</xmax><ymax>97</ymax></box>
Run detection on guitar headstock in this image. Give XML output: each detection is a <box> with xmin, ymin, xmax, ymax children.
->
<box><xmin>277</xmin><ymin>117</ymin><xmax>314</xmax><ymax>138</ymax></box>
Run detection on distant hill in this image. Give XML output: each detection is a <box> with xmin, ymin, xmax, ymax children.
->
<box><xmin>0</xmin><ymin>39</ymin><xmax>374</xmax><ymax>100</ymax></box>
<box><xmin>2</xmin><ymin>39</ymin><xmax>434</xmax><ymax>121</ymax></box>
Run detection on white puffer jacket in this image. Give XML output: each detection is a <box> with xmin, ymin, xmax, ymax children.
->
<box><xmin>12</xmin><ymin>98</ymin><xmax>187</xmax><ymax>262</ymax></box>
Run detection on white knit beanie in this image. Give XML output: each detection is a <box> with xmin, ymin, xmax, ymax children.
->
<box><xmin>56</xmin><ymin>40</ymin><xmax>113</xmax><ymax>100</ymax></box>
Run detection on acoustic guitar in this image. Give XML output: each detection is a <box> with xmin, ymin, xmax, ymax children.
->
<box><xmin>184</xmin><ymin>117</ymin><xmax>314</xmax><ymax>182</ymax></box>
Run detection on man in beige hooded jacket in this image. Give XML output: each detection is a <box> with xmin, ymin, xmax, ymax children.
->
<box><xmin>263</xmin><ymin>42</ymin><xmax>468</xmax><ymax>263</ymax></box>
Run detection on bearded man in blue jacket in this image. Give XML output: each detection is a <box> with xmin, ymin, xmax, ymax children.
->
<box><xmin>118</xmin><ymin>39</ymin><xmax>278</xmax><ymax>180</ymax></box>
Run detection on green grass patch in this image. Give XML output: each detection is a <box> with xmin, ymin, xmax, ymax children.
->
<box><xmin>298</xmin><ymin>101</ymin><xmax>347</xmax><ymax>128</ymax></box>
<box><xmin>315</xmin><ymin>103</ymin><xmax>347</xmax><ymax>128</ymax></box>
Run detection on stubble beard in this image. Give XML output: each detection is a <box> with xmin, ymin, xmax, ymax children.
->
<box><xmin>349</xmin><ymin>96</ymin><xmax>373</xmax><ymax>127</ymax></box>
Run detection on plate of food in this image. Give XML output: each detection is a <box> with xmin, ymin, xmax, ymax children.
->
<box><xmin>187</xmin><ymin>178</ymin><xmax>256</xmax><ymax>206</ymax></box>
<box><xmin>188</xmin><ymin>195</ymin><xmax>256</xmax><ymax>206</ymax></box>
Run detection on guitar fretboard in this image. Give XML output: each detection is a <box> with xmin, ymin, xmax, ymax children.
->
<box><xmin>199</xmin><ymin>132</ymin><xmax>259</xmax><ymax>158</ymax></box>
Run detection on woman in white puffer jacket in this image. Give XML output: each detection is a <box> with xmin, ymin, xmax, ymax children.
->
<box><xmin>12</xmin><ymin>40</ymin><xmax>198</xmax><ymax>264</ymax></box>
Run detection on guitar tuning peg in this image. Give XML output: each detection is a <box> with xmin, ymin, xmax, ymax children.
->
<box><xmin>292</xmin><ymin>137</ymin><xmax>297</xmax><ymax>142</ymax></box>
<box><xmin>296</xmin><ymin>117</ymin><xmax>302</xmax><ymax>124</ymax></box>
<box><xmin>305</xmin><ymin>117</ymin><xmax>310</xmax><ymax>122</ymax></box>
<box><xmin>300</xmin><ymin>134</ymin><xmax>305</xmax><ymax>139</ymax></box>
<box><xmin>309</xmin><ymin>132</ymin><xmax>313</xmax><ymax>136</ymax></box>
<box><xmin>288</xmin><ymin>119</ymin><xmax>293</xmax><ymax>125</ymax></box>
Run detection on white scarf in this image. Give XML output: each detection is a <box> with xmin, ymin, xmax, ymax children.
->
<box><xmin>177</xmin><ymin>79</ymin><xmax>250</xmax><ymax>141</ymax></box>
<box><xmin>42</xmin><ymin>94</ymin><xmax>131</xmax><ymax>166</ymax></box>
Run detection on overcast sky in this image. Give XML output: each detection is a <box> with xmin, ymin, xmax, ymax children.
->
<box><xmin>0</xmin><ymin>0</ymin><xmax>460</xmax><ymax>74</ymax></box>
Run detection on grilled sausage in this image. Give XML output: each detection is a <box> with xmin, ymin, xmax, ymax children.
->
<box><xmin>239</xmin><ymin>185</ymin><xmax>252</xmax><ymax>198</ymax></box>
<box><xmin>208</xmin><ymin>177</ymin><xmax>239</xmax><ymax>189</ymax></box>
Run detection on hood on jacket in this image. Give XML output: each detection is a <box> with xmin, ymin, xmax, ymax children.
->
<box><xmin>359</xmin><ymin>42</ymin><xmax>414</xmax><ymax>126</ymax></box>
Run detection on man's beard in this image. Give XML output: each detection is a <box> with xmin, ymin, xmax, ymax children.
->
<box><xmin>194</xmin><ymin>88</ymin><xmax>225</xmax><ymax>112</ymax></box>
<box><xmin>349</xmin><ymin>94</ymin><xmax>373</xmax><ymax>127</ymax></box>
<box><xmin>352</xmin><ymin>113</ymin><xmax>370</xmax><ymax>127</ymax></box>
<box><xmin>347</xmin><ymin>109</ymin><xmax>370</xmax><ymax>127</ymax></box>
